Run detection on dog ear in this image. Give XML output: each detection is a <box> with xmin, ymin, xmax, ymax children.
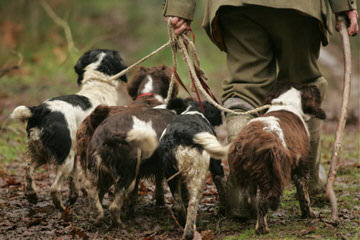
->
<box><xmin>301</xmin><ymin>85</ymin><xmax>326</xmax><ymax>120</ymax></box>
<box><xmin>202</xmin><ymin>101</ymin><xmax>223</xmax><ymax>126</ymax></box>
<box><xmin>264</xmin><ymin>81</ymin><xmax>299</xmax><ymax>104</ymax></box>
<box><xmin>127</xmin><ymin>67</ymin><xmax>147</xmax><ymax>100</ymax></box>
<box><xmin>74</xmin><ymin>50</ymin><xmax>95</xmax><ymax>85</ymax></box>
<box><xmin>166</xmin><ymin>98</ymin><xmax>190</xmax><ymax>114</ymax></box>
<box><xmin>89</xmin><ymin>105</ymin><xmax>111</xmax><ymax>130</ymax></box>
<box><xmin>96</xmin><ymin>50</ymin><xmax>128</xmax><ymax>82</ymax></box>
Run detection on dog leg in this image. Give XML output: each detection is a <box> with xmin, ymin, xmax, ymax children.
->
<box><xmin>24</xmin><ymin>156</ymin><xmax>43</xmax><ymax>204</ymax></box>
<box><xmin>209</xmin><ymin>158</ymin><xmax>227</xmax><ymax>213</ymax></box>
<box><xmin>50</xmin><ymin>151</ymin><xmax>74</xmax><ymax>211</ymax></box>
<box><xmin>125</xmin><ymin>177</ymin><xmax>139</xmax><ymax>217</ymax></box>
<box><xmin>168</xmin><ymin>176</ymin><xmax>187</xmax><ymax>226</ymax></box>
<box><xmin>293</xmin><ymin>172</ymin><xmax>316</xmax><ymax>218</ymax></box>
<box><xmin>109</xmin><ymin>178</ymin><xmax>136</xmax><ymax>228</ymax></box>
<box><xmin>68</xmin><ymin>156</ymin><xmax>79</xmax><ymax>205</ymax></box>
<box><xmin>24</xmin><ymin>141</ymin><xmax>48</xmax><ymax>204</ymax></box>
<box><xmin>255</xmin><ymin>190</ymin><xmax>270</xmax><ymax>234</ymax></box>
<box><xmin>182</xmin><ymin>152</ymin><xmax>210</xmax><ymax>240</ymax></box>
<box><xmin>155</xmin><ymin>173</ymin><xmax>164</xmax><ymax>206</ymax></box>
<box><xmin>84</xmin><ymin>176</ymin><xmax>105</xmax><ymax>225</ymax></box>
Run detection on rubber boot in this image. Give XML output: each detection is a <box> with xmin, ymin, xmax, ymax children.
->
<box><xmin>225</xmin><ymin>112</ymin><xmax>256</xmax><ymax>218</ymax></box>
<box><xmin>307</xmin><ymin>77</ymin><xmax>328</xmax><ymax>195</ymax></box>
<box><xmin>307</xmin><ymin>117</ymin><xmax>327</xmax><ymax>195</ymax></box>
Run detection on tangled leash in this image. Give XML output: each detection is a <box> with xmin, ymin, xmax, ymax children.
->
<box><xmin>107</xmin><ymin>18</ymin><xmax>270</xmax><ymax>115</ymax></box>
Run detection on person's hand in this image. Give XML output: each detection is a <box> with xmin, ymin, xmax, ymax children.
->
<box><xmin>336</xmin><ymin>10</ymin><xmax>359</xmax><ymax>36</ymax></box>
<box><xmin>165</xmin><ymin>16</ymin><xmax>192</xmax><ymax>36</ymax></box>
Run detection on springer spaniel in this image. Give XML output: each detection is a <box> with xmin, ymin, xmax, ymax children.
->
<box><xmin>228</xmin><ymin>83</ymin><xmax>326</xmax><ymax>234</ymax></box>
<box><xmin>10</xmin><ymin>49</ymin><xmax>128</xmax><ymax>211</ymax></box>
<box><xmin>157</xmin><ymin>98</ymin><xmax>228</xmax><ymax>240</ymax></box>
<box><xmin>78</xmin><ymin>66</ymin><xmax>178</xmax><ymax>226</ymax></box>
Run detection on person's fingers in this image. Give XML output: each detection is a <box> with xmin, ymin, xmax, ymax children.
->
<box><xmin>347</xmin><ymin>10</ymin><xmax>359</xmax><ymax>36</ymax></box>
<box><xmin>174</xmin><ymin>23</ymin><xmax>187</xmax><ymax>35</ymax></box>
<box><xmin>171</xmin><ymin>17</ymin><xmax>180</xmax><ymax>25</ymax></box>
<box><xmin>175</xmin><ymin>19</ymin><xmax>185</xmax><ymax>28</ymax></box>
<box><xmin>348</xmin><ymin>15</ymin><xmax>359</xmax><ymax>35</ymax></box>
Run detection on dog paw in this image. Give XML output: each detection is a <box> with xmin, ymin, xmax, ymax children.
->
<box><xmin>25</xmin><ymin>192</ymin><xmax>38</xmax><ymax>204</ymax></box>
<box><xmin>255</xmin><ymin>225</ymin><xmax>270</xmax><ymax>235</ymax></box>
<box><xmin>67</xmin><ymin>192</ymin><xmax>79</xmax><ymax>205</ymax></box>
<box><xmin>51</xmin><ymin>191</ymin><xmax>65</xmax><ymax>211</ymax></box>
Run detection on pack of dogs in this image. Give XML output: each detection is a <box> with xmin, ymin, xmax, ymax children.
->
<box><xmin>11</xmin><ymin>49</ymin><xmax>326</xmax><ymax>239</ymax></box>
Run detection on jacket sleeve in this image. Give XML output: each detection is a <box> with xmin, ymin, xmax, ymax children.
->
<box><xmin>329</xmin><ymin>0</ymin><xmax>357</xmax><ymax>13</ymax></box>
<box><xmin>163</xmin><ymin>0</ymin><xmax>196</xmax><ymax>21</ymax></box>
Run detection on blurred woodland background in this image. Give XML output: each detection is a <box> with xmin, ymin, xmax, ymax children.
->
<box><xmin>0</xmin><ymin>1</ymin><xmax>359</xmax><ymax>239</ymax></box>
<box><xmin>0</xmin><ymin>0</ymin><xmax>359</xmax><ymax>124</ymax></box>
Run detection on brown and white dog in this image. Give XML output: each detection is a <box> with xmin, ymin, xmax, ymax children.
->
<box><xmin>228</xmin><ymin>83</ymin><xmax>326</xmax><ymax>234</ymax></box>
<box><xmin>77</xmin><ymin>65</ymin><xmax>178</xmax><ymax>226</ymax></box>
<box><xmin>10</xmin><ymin>49</ymin><xmax>128</xmax><ymax>211</ymax></box>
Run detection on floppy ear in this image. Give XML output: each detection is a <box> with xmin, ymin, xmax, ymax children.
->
<box><xmin>74</xmin><ymin>50</ymin><xmax>94</xmax><ymax>85</ymax></box>
<box><xmin>202</xmin><ymin>101</ymin><xmax>223</xmax><ymax>127</ymax></box>
<box><xmin>90</xmin><ymin>105</ymin><xmax>111</xmax><ymax>130</ymax></box>
<box><xmin>166</xmin><ymin>98</ymin><xmax>190</xmax><ymax>114</ymax></box>
<box><xmin>301</xmin><ymin>85</ymin><xmax>326</xmax><ymax>120</ymax></box>
<box><xmin>127</xmin><ymin>66</ymin><xmax>147</xmax><ymax>100</ymax></box>
<box><xmin>264</xmin><ymin>81</ymin><xmax>299</xmax><ymax>104</ymax></box>
<box><xmin>97</xmin><ymin>50</ymin><xmax>128</xmax><ymax>82</ymax></box>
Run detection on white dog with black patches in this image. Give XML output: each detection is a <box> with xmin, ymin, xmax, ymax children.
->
<box><xmin>10</xmin><ymin>49</ymin><xmax>128</xmax><ymax>211</ymax></box>
<box><xmin>157</xmin><ymin>98</ymin><xmax>228</xmax><ymax>240</ymax></box>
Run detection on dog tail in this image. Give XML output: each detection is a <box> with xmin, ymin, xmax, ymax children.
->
<box><xmin>11</xmin><ymin>105</ymin><xmax>32</xmax><ymax>121</ymax></box>
<box><xmin>193</xmin><ymin>132</ymin><xmax>229</xmax><ymax>159</ymax></box>
<box><xmin>89</xmin><ymin>105</ymin><xmax>111</xmax><ymax>130</ymax></box>
<box><xmin>126</xmin><ymin>127</ymin><xmax>158</xmax><ymax>160</ymax></box>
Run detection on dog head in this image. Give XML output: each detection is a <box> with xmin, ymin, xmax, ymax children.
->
<box><xmin>299</xmin><ymin>85</ymin><xmax>326</xmax><ymax>120</ymax></box>
<box><xmin>264</xmin><ymin>82</ymin><xmax>326</xmax><ymax>120</ymax></box>
<box><xmin>167</xmin><ymin>98</ymin><xmax>223</xmax><ymax>127</ymax></box>
<box><xmin>127</xmin><ymin>65</ymin><xmax>178</xmax><ymax>100</ymax></box>
<box><xmin>74</xmin><ymin>49</ymin><xmax>128</xmax><ymax>85</ymax></box>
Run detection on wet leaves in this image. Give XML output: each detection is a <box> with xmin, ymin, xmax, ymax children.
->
<box><xmin>1</xmin><ymin>177</ymin><xmax>21</xmax><ymax>188</ymax></box>
<box><xmin>297</xmin><ymin>226</ymin><xmax>316</xmax><ymax>236</ymax></box>
<box><xmin>1</xmin><ymin>130</ymin><xmax>360</xmax><ymax>239</ymax></box>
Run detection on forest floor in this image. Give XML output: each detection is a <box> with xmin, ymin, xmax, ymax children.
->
<box><xmin>0</xmin><ymin>118</ymin><xmax>359</xmax><ymax>240</ymax></box>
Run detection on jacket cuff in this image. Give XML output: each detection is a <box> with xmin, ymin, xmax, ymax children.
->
<box><xmin>163</xmin><ymin>0</ymin><xmax>196</xmax><ymax>21</ymax></box>
<box><xmin>330</xmin><ymin>0</ymin><xmax>357</xmax><ymax>13</ymax></box>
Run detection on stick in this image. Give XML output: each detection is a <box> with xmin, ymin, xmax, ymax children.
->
<box><xmin>326</xmin><ymin>15</ymin><xmax>352</xmax><ymax>224</ymax></box>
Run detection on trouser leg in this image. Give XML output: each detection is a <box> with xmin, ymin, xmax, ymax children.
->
<box><xmin>219</xmin><ymin>6</ymin><xmax>275</xmax><ymax>218</ymax></box>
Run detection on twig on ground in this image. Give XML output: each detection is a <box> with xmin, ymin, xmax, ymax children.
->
<box><xmin>0</xmin><ymin>51</ymin><xmax>23</xmax><ymax>78</ymax></box>
<box><xmin>166</xmin><ymin>206</ymin><xmax>184</xmax><ymax>231</ymax></box>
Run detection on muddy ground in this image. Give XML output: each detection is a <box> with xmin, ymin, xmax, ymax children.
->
<box><xmin>0</xmin><ymin>123</ymin><xmax>359</xmax><ymax>240</ymax></box>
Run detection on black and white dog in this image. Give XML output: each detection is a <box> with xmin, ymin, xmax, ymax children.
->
<box><xmin>157</xmin><ymin>98</ymin><xmax>228</xmax><ymax>240</ymax></box>
<box><xmin>10</xmin><ymin>49</ymin><xmax>128</xmax><ymax>211</ymax></box>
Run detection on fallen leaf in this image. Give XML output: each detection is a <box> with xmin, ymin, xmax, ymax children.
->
<box><xmin>61</xmin><ymin>207</ymin><xmax>72</xmax><ymax>222</ymax></box>
<box><xmin>1</xmin><ymin>177</ymin><xmax>21</xmax><ymax>188</ymax></box>
<box><xmin>71</xmin><ymin>226</ymin><xmax>89</xmax><ymax>240</ymax></box>
<box><xmin>27</xmin><ymin>218</ymin><xmax>42</xmax><ymax>228</ymax></box>
<box><xmin>201</xmin><ymin>229</ymin><xmax>214</xmax><ymax>240</ymax></box>
<box><xmin>193</xmin><ymin>231</ymin><xmax>202</xmax><ymax>240</ymax></box>
<box><xmin>297</xmin><ymin>226</ymin><xmax>316</xmax><ymax>236</ymax></box>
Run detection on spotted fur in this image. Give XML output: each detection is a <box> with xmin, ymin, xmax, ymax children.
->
<box><xmin>228</xmin><ymin>83</ymin><xmax>326</xmax><ymax>234</ymax></box>
<box><xmin>157</xmin><ymin>98</ymin><xmax>228</xmax><ymax>240</ymax></box>
<box><xmin>10</xmin><ymin>49</ymin><xmax>128</xmax><ymax>211</ymax></box>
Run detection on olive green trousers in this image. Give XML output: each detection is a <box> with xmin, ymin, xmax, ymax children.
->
<box><xmin>218</xmin><ymin>5</ymin><xmax>328</xmax><ymax>217</ymax></box>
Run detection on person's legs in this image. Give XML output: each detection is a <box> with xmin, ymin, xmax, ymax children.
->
<box><xmin>219</xmin><ymin>6</ymin><xmax>327</xmax><ymax>217</ymax></box>
<box><xmin>307</xmin><ymin>77</ymin><xmax>328</xmax><ymax>193</ymax></box>
<box><xmin>262</xmin><ymin>10</ymin><xmax>327</xmax><ymax>193</ymax></box>
<box><xmin>219</xmin><ymin>6</ymin><xmax>276</xmax><ymax>218</ymax></box>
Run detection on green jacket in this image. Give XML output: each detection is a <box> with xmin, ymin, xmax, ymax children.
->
<box><xmin>163</xmin><ymin>0</ymin><xmax>357</xmax><ymax>48</ymax></box>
